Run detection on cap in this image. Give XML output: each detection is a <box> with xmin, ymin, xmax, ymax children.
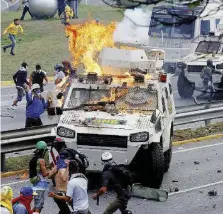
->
<box><xmin>20</xmin><ymin>187</ymin><xmax>38</xmax><ymax>196</ymax></box>
<box><xmin>31</xmin><ymin>83</ymin><xmax>40</xmax><ymax>91</ymax></box>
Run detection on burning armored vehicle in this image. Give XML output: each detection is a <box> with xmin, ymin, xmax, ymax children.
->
<box><xmin>177</xmin><ymin>33</ymin><xmax>223</xmax><ymax>100</ymax></box>
<box><xmin>52</xmin><ymin>48</ymin><xmax>176</xmax><ymax>188</ymax></box>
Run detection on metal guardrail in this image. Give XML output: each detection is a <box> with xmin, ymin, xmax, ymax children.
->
<box><xmin>1</xmin><ymin>106</ymin><xmax>223</xmax><ymax>171</ymax></box>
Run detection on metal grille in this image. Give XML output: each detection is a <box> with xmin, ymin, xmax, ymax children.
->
<box><xmin>77</xmin><ymin>134</ymin><xmax>128</xmax><ymax>148</ymax></box>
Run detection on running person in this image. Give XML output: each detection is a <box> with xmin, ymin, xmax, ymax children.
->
<box><xmin>11</xmin><ymin>62</ymin><xmax>29</xmax><ymax>110</ymax></box>
<box><xmin>30</xmin><ymin>64</ymin><xmax>48</xmax><ymax>92</ymax></box>
<box><xmin>2</xmin><ymin>19</ymin><xmax>24</xmax><ymax>56</ymax></box>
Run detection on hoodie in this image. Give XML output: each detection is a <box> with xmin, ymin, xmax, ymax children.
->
<box><xmin>13</xmin><ymin>67</ymin><xmax>29</xmax><ymax>87</ymax></box>
<box><xmin>26</xmin><ymin>91</ymin><xmax>49</xmax><ymax>119</ymax></box>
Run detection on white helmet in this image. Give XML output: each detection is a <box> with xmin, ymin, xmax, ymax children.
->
<box><xmin>101</xmin><ymin>152</ymin><xmax>113</xmax><ymax>162</ymax></box>
<box><xmin>31</xmin><ymin>83</ymin><xmax>40</xmax><ymax>91</ymax></box>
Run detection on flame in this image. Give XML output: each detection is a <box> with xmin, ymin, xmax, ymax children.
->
<box><xmin>66</xmin><ymin>21</ymin><xmax>116</xmax><ymax>75</ymax></box>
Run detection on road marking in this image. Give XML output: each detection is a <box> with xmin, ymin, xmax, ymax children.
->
<box><xmin>173</xmin><ymin>142</ymin><xmax>223</xmax><ymax>154</ymax></box>
<box><xmin>1</xmin><ymin>179</ymin><xmax>29</xmax><ymax>187</ymax></box>
<box><xmin>169</xmin><ymin>180</ymin><xmax>223</xmax><ymax>196</ymax></box>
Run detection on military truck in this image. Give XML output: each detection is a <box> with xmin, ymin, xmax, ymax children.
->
<box><xmin>51</xmin><ymin>48</ymin><xmax>176</xmax><ymax>188</ymax></box>
<box><xmin>177</xmin><ymin>33</ymin><xmax>223</xmax><ymax>100</ymax></box>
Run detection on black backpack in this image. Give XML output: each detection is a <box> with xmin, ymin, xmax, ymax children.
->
<box><xmin>29</xmin><ymin>155</ymin><xmax>42</xmax><ymax>185</ymax></box>
<box><xmin>110</xmin><ymin>164</ymin><xmax>133</xmax><ymax>188</ymax></box>
<box><xmin>32</xmin><ymin>71</ymin><xmax>45</xmax><ymax>85</ymax></box>
<box><xmin>60</xmin><ymin>148</ymin><xmax>89</xmax><ymax>174</ymax></box>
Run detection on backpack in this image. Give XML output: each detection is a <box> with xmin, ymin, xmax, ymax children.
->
<box><xmin>29</xmin><ymin>156</ymin><xmax>41</xmax><ymax>185</ymax></box>
<box><xmin>32</xmin><ymin>71</ymin><xmax>45</xmax><ymax>85</ymax></box>
<box><xmin>110</xmin><ymin>164</ymin><xmax>134</xmax><ymax>188</ymax></box>
<box><xmin>60</xmin><ymin>148</ymin><xmax>89</xmax><ymax>174</ymax></box>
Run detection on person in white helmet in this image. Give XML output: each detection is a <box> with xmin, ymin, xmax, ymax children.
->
<box><xmin>24</xmin><ymin>83</ymin><xmax>51</xmax><ymax>128</ymax></box>
<box><xmin>92</xmin><ymin>152</ymin><xmax>132</xmax><ymax>214</ymax></box>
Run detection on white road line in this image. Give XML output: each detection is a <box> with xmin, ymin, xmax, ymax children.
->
<box><xmin>173</xmin><ymin>142</ymin><xmax>223</xmax><ymax>154</ymax></box>
<box><xmin>1</xmin><ymin>179</ymin><xmax>29</xmax><ymax>187</ymax></box>
<box><xmin>169</xmin><ymin>180</ymin><xmax>223</xmax><ymax>196</ymax></box>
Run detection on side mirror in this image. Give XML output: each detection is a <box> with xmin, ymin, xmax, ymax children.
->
<box><xmin>150</xmin><ymin>109</ymin><xmax>161</xmax><ymax>124</ymax></box>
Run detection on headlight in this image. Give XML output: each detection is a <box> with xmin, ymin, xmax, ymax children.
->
<box><xmin>57</xmin><ymin>126</ymin><xmax>75</xmax><ymax>138</ymax></box>
<box><xmin>130</xmin><ymin>132</ymin><xmax>149</xmax><ymax>142</ymax></box>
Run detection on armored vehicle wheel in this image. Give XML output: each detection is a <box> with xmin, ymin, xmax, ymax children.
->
<box><xmin>141</xmin><ymin>143</ymin><xmax>165</xmax><ymax>189</ymax></box>
<box><xmin>164</xmin><ymin>137</ymin><xmax>172</xmax><ymax>172</ymax></box>
<box><xmin>177</xmin><ymin>73</ymin><xmax>194</xmax><ymax>98</ymax></box>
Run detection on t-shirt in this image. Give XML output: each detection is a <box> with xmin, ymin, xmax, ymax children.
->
<box><xmin>13</xmin><ymin>203</ymin><xmax>28</xmax><ymax>214</ymax></box>
<box><xmin>55</xmin><ymin>71</ymin><xmax>65</xmax><ymax>80</ymax></box>
<box><xmin>66</xmin><ymin>174</ymin><xmax>89</xmax><ymax>212</ymax></box>
<box><xmin>31</xmin><ymin>70</ymin><xmax>46</xmax><ymax>87</ymax></box>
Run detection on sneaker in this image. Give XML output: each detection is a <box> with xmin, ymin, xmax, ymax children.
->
<box><xmin>10</xmin><ymin>52</ymin><xmax>15</xmax><ymax>56</ymax></box>
<box><xmin>3</xmin><ymin>47</ymin><xmax>6</xmax><ymax>53</ymax></box>
<box><xmin>10</xmin><ymin>105</ymin><xmax>17</xmax><ymax>110</ymax></box>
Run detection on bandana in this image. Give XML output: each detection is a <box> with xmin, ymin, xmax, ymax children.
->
<box><xmin>12</xmin><ymin>195</ymin><xmax>33</xmax><ymax>214</ymax></box>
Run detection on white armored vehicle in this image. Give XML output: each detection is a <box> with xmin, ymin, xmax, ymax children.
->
<box><xmin>177</xmin><ymin>33</ymin><xmax>223</xmax><ymax>99</ymax></box>
<box><xmin>53</xmin><ymin>48</ymin><xmax>176</xmax><ymax>188</ymax></box>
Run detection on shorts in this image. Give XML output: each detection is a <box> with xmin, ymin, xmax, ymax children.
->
<box><xmin>16</xmin><ymin>86</ymin><xmax>25</xmax><ymax>102</ymax></box>
<box><xmin>34</xmin><ymin>190</ymin><xmax>45</xmax><ymax>210</ymax></box>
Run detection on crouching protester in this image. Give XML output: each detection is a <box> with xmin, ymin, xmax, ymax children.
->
<box><xmin>29</xmin><ymin>141</ymin><xmax>50</xmax><ymax>213</ymax></box>
<box><xmin>92</xmin><ymin>152</ymin><xmax>132</xmax><ymax>214</ymax></box>
<box><xmin>24</xmin><ymin>83</ymin><xmax>51</xmax><ymax>128</ymax></box>
<box><xmin>48</xmin><ymin>160</ymin><xmax>91</xmax><ymax>214</ymax></box>
<box><xmin>48</xmin><ymin>155</ymin><xmax>70</xmax><ymax>214</ymax></box>
<box><xmin>12</xmin><ymin>187</ymin><xmax>37</xmax><ymax>214</ymax></box>
<box><xmin>0</xmin><ymin>186</ymin><xmax>13</xmax><ymax>214</ymax></box>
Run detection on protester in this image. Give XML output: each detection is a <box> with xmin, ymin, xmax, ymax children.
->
<box><xmin>29</xmin><ymin>141</ymin><xmax>49</xmax><ymax>213</ymax></box>
<box><xmin>0</xmin><ymin>186</ymin><xmax>13</xmax><ymax>214</ymax></box>
<box><xmin>12</xmin><ymin>186</ymin><xmax>37</xmax><ymax>214</ymax></box>
<box><xmin>60</xmin><ymin>5</ymin><xmax>74</xmax><ymax>26</ymax></box>
<box><xmin>11</xmin><ymin>62</ymin><xmax>29</xmax><ymax>110</ymax></box>
<box><xmin>30</xmin><ymin>64</ymin><xmax>48</xmax><ymax>92</ymax></box>
<box><xmin>24</xmin><ymin>83</ymin><xmax>51</xmax><ymax>128</ymax></box>
<box><xmin>92</xmin><ymin>152</ymin><xmax>132</xmax><ymax>214</ymax></box>
<box><xmin>48</xmin><ymin>156</ymin><xmax>70</xmax><ymax>214</ymax></box>
<box><xmin>20</xmin><ymin>0</ymin><xmax>32</xmax><ymax>20</ymax></box>
<box><xmin>65</xmin><ymin>0</ymin><xmax>76</xmax><ymax>18</ymax></box>
<box><xmin>54</xmin><ymin>64</ymin><xmax>66</xmax><ymax>85</ymax></box>
<box><xmin>48</xmin><ymin>160</ymin><xmax>91</xmax><ymax>214</ymax></box>
<box><xmin>2</xmin><ymin>18</ymin><xmax>24</xmax><ymax>56</ymax></box>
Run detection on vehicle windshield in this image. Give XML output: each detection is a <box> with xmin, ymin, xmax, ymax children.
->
<box><xmin>66</xmin><ymin>87</ymin><xmax>158</xmax><ymax>112</ymax></box>
<box><xmin>149</xmin><ymin>15</ymin><xmax>195</xmax><ymax>39</ymax></box>
<box><xmin>195</xmin><ymin>41</ymin><xmax>221</xmax><ymax>54</ymax></box>
<box><xmin>149</xmin><ymin>7</ymin><xmax>196</xmax><ymax>39</ymax></box>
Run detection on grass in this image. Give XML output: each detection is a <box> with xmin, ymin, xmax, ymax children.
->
<box><xmin>1</xmin><ymin>5</ymin><xmax>124</xmax><ymax>81</ymax></box>
<box><xmin>3</xmin><ymin>122</ymin><xmax>223</xmax><ymax>172</ymax></box>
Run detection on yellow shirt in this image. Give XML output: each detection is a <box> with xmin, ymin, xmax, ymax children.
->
<box><xmin>3</xmin><ymin>23</ymin><xmax>24</xmax><ymax>35</ymax></box>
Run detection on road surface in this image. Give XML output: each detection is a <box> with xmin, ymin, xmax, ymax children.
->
<box><xmin>2</xmin><ymin>138</ymin><xmax>223</xmax><ymax>214</ymax></box>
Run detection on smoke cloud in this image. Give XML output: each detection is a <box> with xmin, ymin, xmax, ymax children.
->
<box><xmin>113</xmin><ymin>5</ymin><xmax>153</xmax><ymax>45</ymax></box>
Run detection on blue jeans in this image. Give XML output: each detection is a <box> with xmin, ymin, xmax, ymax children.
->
<box><xmin>3</xmin><ymin>34</ymin><xmax>16</xmax><ymax>53</ymax></box>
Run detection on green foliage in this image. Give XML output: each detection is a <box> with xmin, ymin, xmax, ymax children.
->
<box><xmin>1</xmin><ymin>5</ymin><xmax>123</xmax><ymax>81</ymax></box>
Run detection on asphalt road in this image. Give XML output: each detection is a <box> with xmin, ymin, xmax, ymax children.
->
<box><xmin>0</xmin><ymin>74</ymin><xmax>217</xmax><ymax>131</ymax></box>
<box><xmin>2</xmin><ymin>138</ymin><xmax>223</xmax><ymax>214</ymax></box>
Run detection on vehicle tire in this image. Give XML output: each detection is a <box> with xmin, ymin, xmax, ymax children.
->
<box><xmin>177</xmin><ymin>73</ymin><xmax>194</xmax><ymax>98</ymax></box>
<box><xmin>164</xmin><ymin>137</ymin><xmax>172</xmax><ymax>172</ymax></box>
<box><xmin>141</xmin><ymin>143</ymin><xmax>165</xmax><ymax>189</ymax></box>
